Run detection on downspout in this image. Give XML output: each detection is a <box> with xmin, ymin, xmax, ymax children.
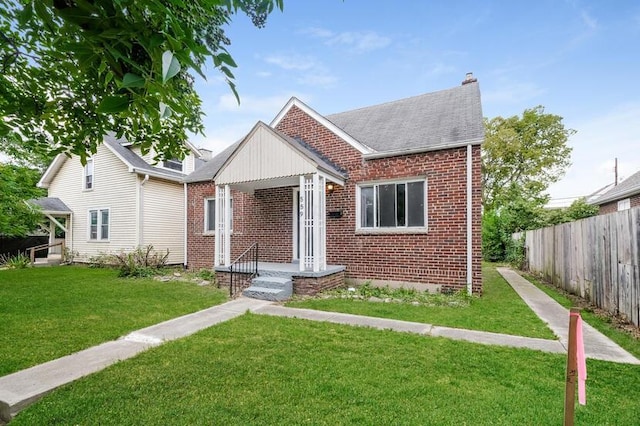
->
<box><xmin>183</xmin><ymin>182</ymin><xmax>188</xmax><ymax>268</ymax></box>
<box><xmin>466</xmin><ymin>144</ymin><xmax>473</xmax><ymax>296</ymax></box>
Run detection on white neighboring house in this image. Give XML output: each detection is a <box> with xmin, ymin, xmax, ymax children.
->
<box><xmin>35</xmin><ymin>134</ymin><xmax>205</xmax><ymax>265</ymax></box>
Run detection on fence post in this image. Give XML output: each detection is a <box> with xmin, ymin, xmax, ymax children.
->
<box><xmin>563</xmin><ymin>307</ymin><xmax>581</xmax><ymax>426</ymax></box>
<box><xmin>30</xmin><ymin>247</ymin><xmax>35</xmax><ymax>264</ymax></box>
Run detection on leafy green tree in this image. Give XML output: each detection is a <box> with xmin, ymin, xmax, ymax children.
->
<box><xmin>482</xmin><ymin>106</ymin><xmax>574</xmax><ymax>211</ymax></box>
<box><xmin>564</xmin><ymin>197</ymin><xmax>599</xmax><ymax>221</ymax></box>
<box><xmin>0</xmin><ymin>164</ymin><xmax>45</xmax><ymax>237</ymax></box>
<box><xmin>0</xmin><ymin>0</ymin><xmax>283</xmax><ymax>164</ymax></box>
<box><xmin>481</xmin><ymin>106</ymin><xmax>574</xmax><ymax>261</ymax></box>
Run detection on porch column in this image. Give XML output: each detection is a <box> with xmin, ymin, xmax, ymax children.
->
<box><xmin>300</xmin><ymin>174</ymin><xmax>327</xmax><ymax>273</ymax></box>
<box><xmin>299</xmin><ymin>175</ymin><xmax>306</xmax><ymax>272</ymax></box>
<box><xmin>48</xmin><ymin>220</ymin><xmax>55</xmax><ymax>256</ymax></box>
<box><xmin>223</xmin><ymin>184</ymin><xmax>231</xmax><ymax>266</ymax></box>
<box><xmin>214</xmin><ymin>185</ymin><xmax>231</xmax><ymax>266</ymax></box>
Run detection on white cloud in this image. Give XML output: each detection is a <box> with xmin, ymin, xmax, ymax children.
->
<box><xmin>580</xmin><ymin>10</ymin><xmax>598</xmax><ymax>30</ymax></box>
<box><xmin>425</xmin><ymin>62</ymin><xmax>457</xmax><ymax>77</ymax></box>
<box><xmin>302</xmin><ymin>27</ymin><xmax>391</xmax><ymax>53</ymax></box>
<box><xmin>264</xmin><ymin>54</ymin><xmax>316</xmax><ymax>71</ymax></box>
<box><xmin>297</xmin><ymin>73</ymin><xmax>338</xmax><ymax>87</ymax></box>
<box><xmin>326</xmin><ymin>31</ymin><xmax>391</xmax><ymax>53</ymax></box>
<box><xmin>302</xmin><ymin>27</ymin><xmax>334</xmax><ymax>38</ymax></box>
<box><xmin>546</xmin><ymin>102</ymin><xmax>640</xmax><ymax>199</ymax></box>
<box><xmin>215</xmin><ymin>93</ymin><xmax>301</xmax><ymax>115</ymax></box>
<box><xmin>256</xmin><ymin>71</ymin><xmax>272</xmax><ymax>78</ymax></box>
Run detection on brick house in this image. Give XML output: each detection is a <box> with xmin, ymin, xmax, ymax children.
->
<box><xmin>185</xmin><ymin>75</ymin><xmax>484</xmax><ymax>296</ymax></box>
<box><xmin>591</xmin><ymin>170</ymin><xmax>640</xmax><ymax>214</ymax></box>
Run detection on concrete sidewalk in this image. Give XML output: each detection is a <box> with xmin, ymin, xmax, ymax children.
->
<box><xmin>2</xmin><ymin>269</ymin><xmax>638</xmax><ymax>422</ymax></box>
<box><xmin>497</xmin><ymin>267</ymin><xmax>639</xmax><ymax>365</ymax></box>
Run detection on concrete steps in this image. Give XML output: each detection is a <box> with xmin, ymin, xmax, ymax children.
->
<box><xmin>33</xmin><ymin>255</ymin><xmax>63</xmax><ymax>267</ymax></box>
<box><xmin>242</xmin><ymin>276</ymin><xmax>292</xmax><ymax>301</ymax></box>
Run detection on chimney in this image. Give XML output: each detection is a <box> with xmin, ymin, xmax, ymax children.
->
<box><xmin>199</xmin><ymin>148</ymin><xmax>213</xmax><ymax>161</ymax></box>
<box><xmin>462</xmin><ymin>72</ymin><xmax>477</xmax><ymax>85</ymax></box>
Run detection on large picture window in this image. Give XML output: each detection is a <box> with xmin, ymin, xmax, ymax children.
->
<box><xmin>88</xmin><ymin>208</ymin><xmax>109</xmax><ymax>240</ymax></box>
<box><xmin>204</xmin><ymin>198</ymin><xmax>233</xmax><ymax>234</ymax></box>
<box><xmin>358</xmin><ymin>179</ymin><xmax>426</xmax><ymax>230</ymax></box>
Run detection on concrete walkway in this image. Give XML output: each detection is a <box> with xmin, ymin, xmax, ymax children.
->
<box><xmin>497</xmin><ymin>267</ymin><xmax>639</xmax><ymax>365</ymax></box>
<box><xmin>1</xmin><ymin>268</ymin><xmax>638</xmax><ymax>422</ymax></box>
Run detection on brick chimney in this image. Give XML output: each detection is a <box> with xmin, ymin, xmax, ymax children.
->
<box><xmin>462</xmin><ymin>72</ymin><xmax>477</xmax><ymax>85</ymax></box>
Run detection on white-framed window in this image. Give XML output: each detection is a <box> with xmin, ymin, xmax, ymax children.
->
<box><xmin>88</xmin><ymin>208</ymin><xmax>110</xmax><ymax>241</ymax></box>
<box><xmin>163</xmin><ymin>158</ymin><xmax>183</xmax><ymax>172</ymax></box>
<box><xmin>617</xmin><ymin>198</ymin><xmax>631</xmax><ymax>211</ymax></box>
<box><xmin>356</xmin><ymin>178</ymin><xmax>427</xmax><ymax>231</ymax></box>
<box><xmin>204</xmin><ymin>197</ymin><xmax>232</xmax><ymax>234</ymax></box>
<box><xmin>84</xmin><ymin>158</ymin><xmax>94</xmax><ymax>190</ymax></box>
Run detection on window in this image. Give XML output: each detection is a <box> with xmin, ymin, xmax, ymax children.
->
<box><xmin>163</xmin><ymin>158</ymin><xmax>183</xmax><ymax>172</ymax></box>
<box><xmin>618</xmin><ymin>198</ymin><xmax>631</xmax><ymax>211</ymax></box>
<box><xmin>358</xmin><ymin>179</ymin><xmax>426</xmax><ymax>230</ymax></box>
<box><xmin>84</xmin><ymin>158</ymin><xmax>94</xmax><ymax>190</ymax></box>
<box><xmin>88</xmin><ymin>208</ymin><xmax>109</xmax><ymax>240</ymax></box>
<box><xmin>204</xmin><ymin>198</ymin><xmax>232</xmax><ymax>234</ymax></box>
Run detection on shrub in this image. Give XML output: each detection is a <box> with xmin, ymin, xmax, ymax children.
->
<box><xmin>110</xmin><ymin>245</ymin><xmax>169</xmax><ymax>278</ymax></box>
<box><xmin>0</xmin><ymin>252</ymin><xmax>32</xmax><ymax>269</ymax></box>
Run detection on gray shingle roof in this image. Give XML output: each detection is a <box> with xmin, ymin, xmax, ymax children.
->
<box><xmin>103</xmin><ymin>134</ymin><xmax>186</xmax><ymax>180</ymax></box>
<box><xmin>29</xmin><ymin>197</ymin><xmax>71</xmax><ymax>213</ymax></box>
<box><xmin>326</xmin><ymin>81</ymin><xmax>484</xmax><ymax>154</ymax></box>
<box><xmin>592</xmin><ymin>170</ymin><xmax>640</xmax><ymax>205</ymax></box>
<box><xmin>183</xmin><ymin>140</ymin><xmax>242</xmax><ymax>183</ymax></box>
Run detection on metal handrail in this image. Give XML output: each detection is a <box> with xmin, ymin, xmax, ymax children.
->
<box><xmin>26</xmin><ymin>241</ymin><xmax>65</xmax><ymax>264</ymax></box>
<box><xmin>229</xmin><ymin>243</ymin><xmax>258</xmax><ymax>297</ymax></box>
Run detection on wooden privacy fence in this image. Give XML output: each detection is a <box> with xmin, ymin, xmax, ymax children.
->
<box><xmin>515</xmin><ymin>206</ymin><xmax>640</xmax><ymax>327</ymax></box>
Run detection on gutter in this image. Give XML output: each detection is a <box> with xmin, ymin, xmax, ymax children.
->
<box><xmin>183</xmin><ymin>182</ymin><xmax>188</xmax><ymax>268</ymax></box>
<box><xmin>363</xmin><ymin>137</ymin><xmax>484</xmax><ymax>160</ymax></box>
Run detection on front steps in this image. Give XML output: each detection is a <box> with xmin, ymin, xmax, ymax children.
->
<box><xmin>33</xmin><ymin>254</ymin><xmax>63</xmax><ymax>267</ymax></box>
<box><xmin>242</xmin><ymin>276</ymin><xmax>292</xmax><ymax>301</ymax></box>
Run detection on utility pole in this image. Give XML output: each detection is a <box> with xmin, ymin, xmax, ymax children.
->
<box><xmin>614</xmin><ymin>158</ymin><xmax>618</xmax><ymax>186</ymax></box>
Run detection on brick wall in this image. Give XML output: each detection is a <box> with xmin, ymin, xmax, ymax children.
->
<box><xmin>187</xmin><ymin>104</ymin><xmax>483</xmax><ymax>293</ymax></box>
<box><xmin>599</xmin><ymin>194</ymin><xmax>640</xmax><ymax>215</ymax></box>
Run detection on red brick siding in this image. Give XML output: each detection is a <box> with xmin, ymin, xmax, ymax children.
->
<box><xmin>187</xmin><ymin>104</ymin><xmax>483</xmax><ymax>293</ymax></box>
<box><xmin>599</xmin><ymin>194</ymin><xmax>640</xmax><ymax>215</ymax></box>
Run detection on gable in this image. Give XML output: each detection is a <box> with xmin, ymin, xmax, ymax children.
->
<box><xmin>215</xmin><ymin>123</ymin><xmax>321</xmax><ymax>186</ymax></box>
<box><xmin>271</xmin><ymin>97</ymin><xmax>373</xmax><ymax>155</ymax></box>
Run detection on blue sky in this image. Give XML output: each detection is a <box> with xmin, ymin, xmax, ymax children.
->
<box><xmin>192</xmin><ymin>0</ymin><xmax>640</xmax><ymax>204</ymax></box>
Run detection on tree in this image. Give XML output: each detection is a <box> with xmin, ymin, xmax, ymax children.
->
<box><xmin>0</xmin><ymin>164</ymin><xmax>45</xmax><ymax>237</ymax></box>
<box><xmin>481</xmin><ymin>106</ymin><xmax>574</xmax><ymax>262</ymax></box>
<box><xmin>482</xmin><ymin>106</ymin><xmax>574</xmax><ymax>212</ymax></box>
<box><xmin>0</xmin><ymin>0</ymin><xmax>283</xmax><ymax>164</ymax></box>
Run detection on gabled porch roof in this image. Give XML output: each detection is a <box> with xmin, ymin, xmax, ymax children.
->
<box><xmin>213</xmin><ymin>122</ymin><xmax>346</xmax><ymax>193</ymax></box>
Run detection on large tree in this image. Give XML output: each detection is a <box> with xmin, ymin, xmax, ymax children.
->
<box><xmin>0</xmin><ymin>0</ymin><xmax>283</xmax><ymax>164</ymax></box>
<box><xmin>0</xmin><ymin>164</ymin><xmax>45</xmax><ymax>237</ymax></box>
<box><xmin>482</xmin><ymin>106</ymin><xmax>574</xmax><ymax>212</ymax></box>
<box><xmin>481</xmin><ymin>106</ymin><xmax>574</xmax><ymax>261</ymax></box>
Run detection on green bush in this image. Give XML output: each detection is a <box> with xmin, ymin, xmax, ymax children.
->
<box><xmin>110</xmin><ymin>245</ymin><xmax>169</xmax><ymax>277</ymax></box>
<box><xmin>0</xmin><ymin>252</ymin><xmax>32</xmax><ymax>269</ymax></box>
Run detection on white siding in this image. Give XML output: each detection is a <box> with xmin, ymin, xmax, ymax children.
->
<box><xmin>216</xmin><ymin>126</ymin><xmax>316</xmax><ymax>185</ymax></box>
<box><xmin>48</xmin><ymin>144</ymin><xmax>138</xmax><ymax>261</ymax></box>
<box><xmin>132</xmin><ymin>145</ymin><xmax>197</xmax><ymax>174</ymax></box>
<box><xmin>141</xmin><ymin>178</ymin><xmax>185</xmax><ymax>264</ymax></box>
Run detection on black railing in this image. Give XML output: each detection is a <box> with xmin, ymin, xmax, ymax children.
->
<box><xmin>229</xmin><ymin>243</ymin><xmax>258</xmax><ymax>297</ymax></box>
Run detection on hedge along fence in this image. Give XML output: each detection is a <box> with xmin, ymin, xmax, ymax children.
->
<box><xmin>514</xmin><ymin>206</ymin><xmax>640</xmax><ymax>327</ymax></box>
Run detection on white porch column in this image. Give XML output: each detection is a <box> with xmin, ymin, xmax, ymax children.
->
<box><xmin>214</xmin><ymin>185</ymin><xmax>225</xmax><ymax>266</ymax></box>
<box><xmin>299</xmin><ymin>175</ymin><xmax>306</xmax><ymax>272</ymax></box>
<box><xmin>223</xmin><ymin>184</ymin><xmax>231</xmax><ymax>266</ymax></box>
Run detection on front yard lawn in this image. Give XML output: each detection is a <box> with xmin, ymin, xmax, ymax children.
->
<box><xmin>0</xmin><ymin>266</ymin><xmax>227</xmax><ymax>377</ymax></box>
<box><xmin>12</xmin><ymin>314</ymin><xmax>640</xmax><ymax>425</ymax></box>
<box><xmin>287</xmin><ymin>264</ymin><xmax>555</xmax><ymax>339</ymax></box>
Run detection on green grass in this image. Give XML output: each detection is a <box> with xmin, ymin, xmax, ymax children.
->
<box><xmin>12</xmin><ymin>314</ymin><xmax>640</xmax><ymax>425</ymax></box>
<box><xmin>287</xmin><ymin>264</ymin><xmax>555</xmax><ymax>339</ymax></box>
<box><xmin>523</xmin><ymin>272</ymin><xmax>640</xmax><ymax>359</ymax></box>
<box><xmin>0</xmin><ymin>266</ymin><xmax>227</xmax><ymax>376</ymax></box>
